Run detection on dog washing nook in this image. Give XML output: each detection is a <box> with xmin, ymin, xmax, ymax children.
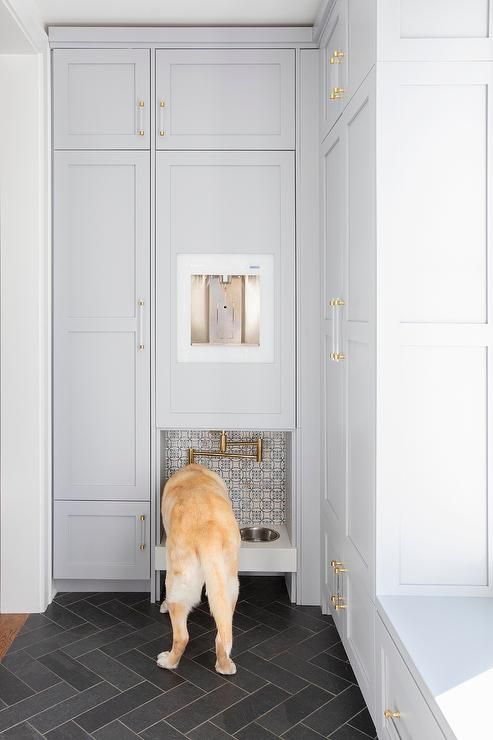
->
<box><xmin>156</xmin><ymin>430</ymin><xmax>297</xmax><ymax>574</ymax></box>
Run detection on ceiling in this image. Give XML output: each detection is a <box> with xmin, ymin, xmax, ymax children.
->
<box><xmin>36</xmin><ymin>0</ymin><xmax>323</xmax><ymax>27</ymax></box>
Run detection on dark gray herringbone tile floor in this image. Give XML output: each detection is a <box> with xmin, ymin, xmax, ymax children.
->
<box><xmin>0</xmin><ymin>578</ymin><xmax>377</xmax><ymax>739</ymax></box>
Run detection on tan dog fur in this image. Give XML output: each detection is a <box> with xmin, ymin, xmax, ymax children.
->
<box><xmin>157</xmin><ymin>463</ymin><xmax>240</xmax><ymax>675</ymax></box>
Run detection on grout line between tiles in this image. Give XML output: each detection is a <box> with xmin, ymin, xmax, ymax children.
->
<box><xmin>0</xmin><ymin>681</ymin><xmax>85</xmax><ymax>733</ymax></box>
<box><xmin>165</xmin><ymin>681</ymin><xmax>250</xmax><ymax>734</ymax></box>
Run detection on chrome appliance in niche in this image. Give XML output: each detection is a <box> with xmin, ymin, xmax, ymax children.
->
<box><xmin>177</xmin><ymin>254</ymin><xmax>274</xmax><ymax>363</ymax></box>
<box><xmin>191</xmin><ymin>274</ymin><xmax>260</xmax><ymax>346</ymax></box>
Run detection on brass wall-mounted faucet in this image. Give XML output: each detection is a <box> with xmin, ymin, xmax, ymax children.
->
<box><xmin>188</xmin><ymin>431</ymin><xmax>263</xmax><ymax>464</ymax></box>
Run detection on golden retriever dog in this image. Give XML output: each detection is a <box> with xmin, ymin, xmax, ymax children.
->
<box><xmin>157</xmin><ymin>463</ymin><xmax>240</xmax><ymax>675</ymax></box>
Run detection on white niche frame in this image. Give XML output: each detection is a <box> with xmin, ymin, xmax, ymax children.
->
<box><xmin>176</xmin><ymin>253</ymin><xmax>275</xmax><ymax>363</ymax></box>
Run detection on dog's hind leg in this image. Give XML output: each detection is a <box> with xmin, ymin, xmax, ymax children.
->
<box><xmin>157</xmin><ymin>560</ymin><xmax>203</xmax><ymax>670</ymax></box>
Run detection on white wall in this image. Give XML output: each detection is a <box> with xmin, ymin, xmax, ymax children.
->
<box><xmin>0</xmin><ymin>51</ymin><xmax>51</xmax><ymax>613</ymax></box>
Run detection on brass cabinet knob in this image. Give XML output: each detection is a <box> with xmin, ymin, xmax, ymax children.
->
<box><xmin>384</xmin><ymin>710</ymin><xmax>401</xmax><ymax>719</ymax></box>
<box><xmin>331</xmin><ymin>560</ymin><xmax>343</xmax><ymax>569</ymax></box>
<box><xmin>329</xmin><ymin>87</ymin><xmax>345</xmax><ymax>100</ymax></box>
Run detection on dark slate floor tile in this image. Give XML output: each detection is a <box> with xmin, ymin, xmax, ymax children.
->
<box><xmin>185</xmin><ymin>631</ymin><xmax>218</xmax><ymax>659</ymax></box>
<box><xmin>213</xmin><ymin>683</ymin><xmax>289</xmax><ymax>735</ymax></box>
<box><xmin>304</xmin><ymin>685</ymin><xmax>366</xmax><ymax>737</ymax></box>
<box><xmin>291</xmin><ymin>627</ymin><xmax>341</xmax><ymax>661</ymax></box>
<box><xmin>0</xmin><ymin>721</ymin><xmax>43</xmax><ymax>738</ymax></box>
<box><xmin>330</xmin><ymin>723</ymin><xmax>375</xmax><ymax>740</ymax></box>
<box><xmin>84</xmin><ymin>593</ymin><xmax>121</xmax><ymax>607</ymax></box>
<box><xmin>6</xmin><ymin>624</ymin><xmax>65</xmax><ymax>655</ymax></box>
<box><xmin>162</xmin><ymin>655</ymin><xmax>225</xmax><ymax>692</ymax></box>
<box><xmin>188</xmin><ymin>721</ymin><xmax>235</xmax><ymax>739</ymax></box>
<box><xmin>264</xmin><ymin>603</ymin><xmax>329</xmax><ymax>633</ymax></box>
<box><xmin>257</xmin><ymin>684</ymin><xmax>331</xmax><ymax>736</ymax></box>
<box><xmin>327</xmin><ymin>642</ymin><xmax>350</xmax><ymax>662</ymax></box>
<box><xmin>19</xmin><ymin>615</ymin><xmax>53</xmax><ymax>635</ymax></box>
<box><xmin>38</xmin><ymin>651</ymin><xmax>101</xmax><ymax>692</ymax></box>
<box><xmin>311</xmin><ymin>652</ymin><xmax>357</xmax><ymax>683</ymax></box>
<box><xmin>237</xmin><ymin>582</ymin><xmax>290</xmax><ymax>609</ymax></box>
<box><xmin>0</xmin><ymin>664</ymin><xmax>34</xmax><ymax>705</ymax></box>
<box><xmin>44</xmin><ymin>720</ymin><xmax>94</xmax><ymax>739</ymax></box>
<box><xmin>294</xmin><ymin>606</ymin><xmax>334</xmax><ymax>622</ymax></box>
<box><xmin>136</xmin><ymin>622</ymin><xmax>203</xmax><ymax>659</ymax></box>
<box><xmin>235</xmin><ymin>601</ymin><xmax>290</xmax><ymax>633</ymax></box>
<box><xmin>62</xmin><ymin>622</ymin><xmax>135</xmax><ymax>658</ymax></box>
<box><xmin>188</xmin><ymin>608</ymin><xmax>216</xmax><ymax>632</ymax></box>
<box><xmin>166</xmin><ymin>683</ymin><xmax>246</xmax><ymax>734</ymax></box>
<box><xmin>139</xmin><ymin>719</ymin><xmax>187</xmax><ymax>739</ymax></box>
<box><xmin>77</xmin><ymin>649</ymin><xmax>142</xmax><ymax>691</ymax></box>
<box><xmin>230</xmin><ymin>625</ymin><xmax>279</xmax><ymax>656</ymax></box>
<box><xmin>250</xmin><ymin>626</ymin><xmax>313</xmax><ymax>660</ymax></box>
<box><xmin>127</xmin><ymin>601</ymin><xmax>175</xmax><ymax>625</ymax></box>
<box><xmin>100</xmin><ymin>622</ymin><xmax>167</xmax><ymax>659</ymax></box>
<box><xmin>192</xmin><ymin>651</ymin><xmax>266</xmax><ymax>694</ymax></box>
<box><xmin>1</xmin><ymin>652</ymin><xmax>60</xmax><ymax>694</ymax></box>
<box><xmin>42</xmin><ymin>603</ymin><xmax>86</xmax><ymax>630</ymax></box>
<box><xmin>235</xmin><ymin>651</ymin><xmax>308</xmax><ymax>694</ymax></box>
<box><xmin>0</xmin><ymin>682</ymin><xmax>76</xmax><ymax>732</ymax></box>
<box><xmin>26</xmin><ymin>623</ymin><xmax>100</xmax><ymax>659</ymax></box>
<box><xmin>114</xmin><ymin>649</ymin><xmax>184</xmax><ymax>692</ymax></box>
<box><xmin>53</xmin><ymin>592</ymin><xmax>97</xmax><ymax>607</ymax></box>
<box><xmin>234</xmin><ymin>722</ymin><xmax>279</xmax><ymax>739</ymax></box>
<box><xmin>30</xmin><ymin>682</ymin><xmax>119</xmax><ymax>734</ymax></box>
<box><xmin>347</xmin><ymin>707</ymin><xmax>377</xmax><ymax>738</ymax></box>
<box><xmin>93</xmin><ymin>719</ymin><xmax>141</xmax><ymax>738</ymax></box>
<box><xmin>273</xmin><ymin>652</ymin><xmax>351</xmax><ymax>695</ymax></box>
<box><xmin>76</xmin><ymin>681</ymin><xmax>161</xmax><ymax>733</ymax></box>
<box><xmin>113</xmin><ymin>593</ymin><xmax>150</xmax><ymax>606</ymax></box>
<box><xmin>64</xmin><ymin>600</ymin><xmax>120</xmax><ymax>629</ymax></box>
<box><xmin>96</xmin><ymin>601</ymin><xmax>155</xmax><ymax>630</ymax></box>
<box><xmin>284</xmin><ymin>722</ymin><xmax>327</xmax><ymax>739</ymax></box>
<box><xmin>121</xmin><ymin>680</ymin><xmax>203</xmax><ymax>733</ymax></box>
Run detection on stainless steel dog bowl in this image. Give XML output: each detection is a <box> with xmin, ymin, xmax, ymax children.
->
<box><xmin>240</xmin><ymin>526</ymin><xmax>280</xmax><ymax>542</ymax></box>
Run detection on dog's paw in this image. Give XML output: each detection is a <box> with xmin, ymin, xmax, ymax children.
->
<box><xmin>157</xmin><ymin>651</ymin><xmax>178</xmax><ymax>670</ymax></box>
<box><xmin>159</xmin><ymin>600</ymin><xmax>168</xmax><ymax>613</ymax></box>
<box><xmin>215</xmin><ymin>659</ymin><xmax>236</xmax><ymax>675</ymax></box>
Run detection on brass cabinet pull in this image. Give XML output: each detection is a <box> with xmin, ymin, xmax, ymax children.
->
<box><xmin>139</xmin><ymin>514</ymin><xmax>146</xmax><ymax>551</ymax></box>
<box><xmin>329</xmin><ymin>298</ymin><xmax>345</xmax><ymax>362</ymax></box>
<box><xmin>159</xmin><ymin>99</ymin><xmax>166</xmax><ymax>136</ymax></box>
<box><xmin>138</xmin><ymin>299</ymin><xmax>145</xmax><ymax>350</ymax></box>
<box><xmin>331</xmin><ymin>560</ymin><xmax>343</xmax><ymax>569</ymax></box>
<box><xmin>329</xmin><ymin>87</ymin><xmax>345</xmax><ymax>100</ymax></box>
<box><xmin>137</xmin><ymin>99</ymin><xmax>145</xmax><ymax>136</ymax></box>
<box><xmin>384</xmin><ymin>710</ymin><xmax>401</xmax><ymax>719</ymax></box>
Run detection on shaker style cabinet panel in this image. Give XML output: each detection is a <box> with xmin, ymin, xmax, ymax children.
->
<box><xmin>320</xmin><ymin>0</ymin><xmax>375</xmax><ymax>141</ymax></box>
<box><xmin>378</xmin><ymin>0</ymin><xmax>493</xmax><ymax>61</ymax></box>
<box><xmin>53</xmin><ymin>151</ymin><xmax>150</xmax><ymax>502</ymax></box>
<box><xmin>155</xmin><ymin>49</ymin><xmax>295</xmax><ymax>149</ymax></box>
<box><xmin>376</xmin><ymin>617</ymin><xmax>446</xmax><ymax>740</ymax></box>
<box><xmin>54</xmin><ymin>501</ymin><xmax>150</xmax><ymax>580</ymax></box>
<box><xmin>155</xmin><ymin>150</ymin><xmax>295</xmax><ymax>429</ymax></box>
<box><xmin>53</xmin><ymin>49</ymin><xmax>150</xmax><ymax>149</ymax></box>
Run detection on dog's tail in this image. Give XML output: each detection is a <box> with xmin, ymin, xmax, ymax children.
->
<box><xmin>199</xmin><ymin>538</ymin><xmax>238</xmax><ymax>663</ymax></box>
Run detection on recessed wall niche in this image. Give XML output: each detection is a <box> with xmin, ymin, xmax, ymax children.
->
<box><xmin>160</xmin><ymin>430</ymin><xmax>286</xmax><ymax>525</ymax></box>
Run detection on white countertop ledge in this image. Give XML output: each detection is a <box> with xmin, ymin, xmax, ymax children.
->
<box><xmin>378</xmin><ymin>595</ymin><xmax>493</xmax><ymax>740</ymax></box>
<box><xmin>155</xmin><ymin>522</ymin><xmax>297</xmax><ymax>573</ymax></box>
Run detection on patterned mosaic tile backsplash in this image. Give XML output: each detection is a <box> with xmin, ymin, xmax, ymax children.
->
<box><xmin>161</xmin><ymin>430</ymin><xmax>286</xmax><ymax>525</ymax></box>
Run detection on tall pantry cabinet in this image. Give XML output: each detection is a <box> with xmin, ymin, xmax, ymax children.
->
<box><xmin>320</xmin><ymin>1</ymin><xmax>493</xmax><ymax>736</ymax></box>
<box><xmin>51</xmin><ymin>42</ymin><xmax>298</xmax><ymax>585</ymax></box>
<box><xmin>53</xmin><ymin>51</ymin><xmax>152</xmax><ymax>580</ymax></box>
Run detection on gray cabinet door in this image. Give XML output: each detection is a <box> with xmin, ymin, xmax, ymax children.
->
<box><xmin>54</xmin><ymin>501</ymin><xmax>150</xmax><ymax>579</ymax></box>
<box><xmin>155</xmin><ymin>49</ymin><xmax>295</xmax><ymax>150</ymax></box>
<box><xmin>53</xmin><ymin>49</ymin><xmax>150</xmax><ymax>149</ymax></box>
<box><xmin>54</xmin><ymin>151</ymin><xmax>150</xmax><ymax>501</ymax></box>
<box><xmin>155</xmin><ymin>150</ymin><xmax>295</xmax><ymax>429</ymax></box>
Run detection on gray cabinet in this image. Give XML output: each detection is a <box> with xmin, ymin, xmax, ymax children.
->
<box><xmin>53</xmin><ymin>151</ymin><xmax>150</xmax><ymax>503</ymax></box>
<box><xmin>155</xmin><ymin>49</ymin><xmax>295</xmax><ymax>150</ymax></box>
<box><xmin>53</xmin><ymin>49</ymin><xmax>150</xmax><ymax>149</ymax></box>
<box><xmin>54</xmin><ymin>501</ymin><xmax>150</xmax><ymax>579</ymax></box>
<box><xmin>155</xmin><ymin>150</ymin><xmax>296</xmax><ymax>429</ymax></box>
